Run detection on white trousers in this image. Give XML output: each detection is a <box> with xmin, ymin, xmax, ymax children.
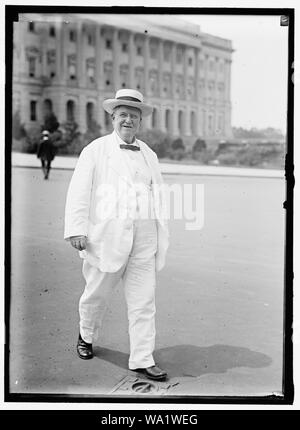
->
<box><xmin>79</xmin><ymin>219</ymin><xmax>158</xmax><ymax>369</ymax></box>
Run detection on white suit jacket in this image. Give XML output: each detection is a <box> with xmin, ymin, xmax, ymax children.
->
<box><xmin>64</xmin><ymin>131</ymin><xmax>169</xmax><ymax>273</ymax></box>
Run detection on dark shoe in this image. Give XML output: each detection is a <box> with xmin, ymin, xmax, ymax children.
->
<box><xmin>133</xmin><ymin>365</ymin><xmax>167</xmax><ymax>381</ymax></box>
<box><xmin>77</xmin><ymin>333</ymin><xmax>93</xmax><ymax>360</ymax></box>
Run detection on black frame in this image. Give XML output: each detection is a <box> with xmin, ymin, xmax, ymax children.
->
<box><xmin>4</xmin><ymin>5</ymin><xmax>294</xmax><ymax>406</ymax></box>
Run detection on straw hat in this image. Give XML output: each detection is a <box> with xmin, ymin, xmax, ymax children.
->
<box><xmin>103</xmin><ymin>89</ymin><xmax>153</xmax><ymax>117</ymax></box>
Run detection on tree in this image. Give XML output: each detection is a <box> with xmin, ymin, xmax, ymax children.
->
<box><xmin>12</xmin><ymin>110</ymin><xmax>26</xmax><ymax>140</ymax></box>
<box><xmin>43</xmin><ymin>112</ymin><xmax>60</xmax><ymax>133</ymax></box>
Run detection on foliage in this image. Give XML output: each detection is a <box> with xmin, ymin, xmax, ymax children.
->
<box><xmin>171</xmin><ymin>138</ymin><xmax>185</xmax><ymax>150</ymax></box>
<box><xmin>232</xmin><ymin>126</ymin><xmax>285</xmax><ymax>139</ymax></box>
<box><xmin>192</xmin><ymin>148</ymin><xmax>216</xmax><ymax>164</ymax></box>
<box><xmin>24</xmin><ymin>125</ymin><xmax>43</xmax><ymax>153</ymax></box>
<box><xmin>192</xmin><ymin>138</ymin><xmax>207</xmax><ymax>153</ymax></box>
<box><xmin>216</xmin><ymin>152</ymin><xmax>239</xmax><ymax>166</ymax></box>
<box><xmin>215</xmin><ymin>143</ymin><xmax>285</xmax><ymax>168</ymax></box>
<box><xmin>137</xmin><ymin>129</ymin><xmax>172</xmax><ymax>158</ymax></box>
<box><xmin>43</xmin><ymin>112</ymin><xmax>60</xmax><ymax>133</ymax></box>
<box><xmin>12</xmin><ymin>111</ymin><xmax>27</xmax><ymax>140</ymax></box>
<box><xmin>84</xmin><ymin>118</ymin><xmax>102</xmax><ymax>145</ymax></box>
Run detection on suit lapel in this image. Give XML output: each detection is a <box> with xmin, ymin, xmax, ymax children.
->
<box><xmin>138</xmin><ymin>140</ymin><xmax>159</xmax><ymax>185</ymax></box>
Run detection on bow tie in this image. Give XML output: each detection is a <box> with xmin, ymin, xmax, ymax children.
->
<box><xmin>120</xmin><ymin>144</ymin><xmax>140</xmax><ymax>151</ymax></box>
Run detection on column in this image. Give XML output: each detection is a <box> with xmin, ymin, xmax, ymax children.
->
<box><xmin>195</xmin><ymin>48</ymin><xmax>200</xmax><ymax>101</ymax></box>
<box><xmin>171</xmin><ymin>43</ymin><xmax>176</xmax><ymax>99</ymax></box>
<box><xmin>214</xmin><ymin>56</ymin><xmax>218</xmax><ymax>103</ymax></box>
<box><xmin>225</xmin><ymin>58</ymin><xmax>232</xmax><ymax>138</ymax></box>
<box><xmin>128</xmin><ymin>32</ymin><xmax>135</xmax><ymax>88</ymax></box>
<box><xmin>172</xmin><ymin>104</ymin><xmax>179</xmax><ymax>136</ymax></box>
<box><xmin>184</xmin><ymin>108</ymin><xmax>191</xmax><ymax>136</ymax></box>
<box><xmin>60</xmin><ymin>21</ymin><xmax>68</xmax><ymax>84</ymax></box>
<box><xmin>95</xmin><ymin>25</ymin><xmax>102</xmax><ymax>90</ymax></box>
<box><xmin>183</xmin><ymin>46</ymin><xmax>188</xmax><ymax>100</ymax></box>
<box><xmin>17</xmin><ymin>22</ymin><xmax>26</xmax><ymax>82</ymax></box>
<box><xmin>144</xmin><ymin>36</ymin><xmax>149</xmax><ymax>96</ymax></box>
<box><xmin>98</xmin><ymin>94</ymin><xmax>105</xmax><ymax>131</ymax></box>
<box><xmin>78</xmin><ymin>94</ymin><xmax>86</xmax><ymax>132</ymax></box>
<box><xmin>40</xmin><ymin>25</ymin><xmax>48</xmax><ymax>78</ymax></box>
<box><xmin>55</xmin><ymin>22</ymin><xmax>62</xmax><ymax>82</ymax></box>
<box><xmin>158</xmin><ymin>40</ymin><xmax>164</xmax><ymax>97</ymax></box>
<box><xmin>225</xmin><ymin>59</ymin><xmax>232</xmax><ymax>102</ymax></box>
<box><xmin>196</xmin><ymin>109</ymin><xmax>202</xmax><ymax>136</ymax></box>
<box><xmin>159</xmin><ymin>106</ymin><xmax>165</xmax><ymax>132</ymax></box>
<box><xmin>77</xmin><ymin>21</ymin><xmax>85</xmax><ymax>87</ymax></box>
<box><xmin>113</xmin><ymin>28</ymin><xmax>120</xmax><ymax>90</ymax></box>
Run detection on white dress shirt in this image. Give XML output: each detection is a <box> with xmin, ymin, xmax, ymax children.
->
<box><xmin>115</xmin><ymin>133</ymin><xmax>153</xmax><ymax>220</ymax></box>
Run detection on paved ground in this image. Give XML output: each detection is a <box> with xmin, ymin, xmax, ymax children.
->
<box><xmin>11</xmin><ymin>151</ymin><xmax>284</xmax><ymax>178</ymax></box>
<box><xmin>9</xmin><ymin>166</ymin><xmax>285</xmax><ymax>399</ymax></box>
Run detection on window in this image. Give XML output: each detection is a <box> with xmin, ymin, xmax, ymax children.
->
<box><xmin>30</xmin><ymin>100</ymin><xmax>37</xmax><ymax>121</ymax></box>
<box><xmin>218</xmin><ymin>114</ymin><xmax>224</xmax><ymax>133</ymax></box>
<box><xmin>104</xmin><ymin>62</ymin><xmax>113</xmax><ymax>88</ymax></box>
<box><xmin>69</xmin><ymin>66</ymin><xmax>76</xmax><ymax>80</ymax></box>
<box><xmin>163</xmin><ymin>44</ymin><xmax>171</xmax><ymax>62</ymax></box>
<box><xmin>175</xmin><ymin>75</ymin><xmax>184</xmax><ymax>98</ymax></box>
<box><xmin>198</xmin><ymin>79</ymin><xmax>205</xmax><ymax>98</ymax></box>
<box><xmin>28</xmin><ymin>22</ymin><xmax>35</xmax><ymax>33</ymax></box>
<box><xmin>135</xmin><ymin>67</ymin><xmax>144</xmax><ymax>93</ymax></box>
<box><xmin>165</xmin><ymin>109</ymin><xmax>171</xmax><ymax>132</ymax></box>
<box><xmin>122</xmin><ymin>43</ymin><xmax>128</xmax><ymax>53</ymax></box>
<box><xmin>69</xmin><ymin>30</ymin><xmax>76</xmax><ymax>42</ymax></box>
<box><xmin>209</xmin><ymin>60</ymin><xmax>215</xmax><ymax>72</ymax></box>
<box><xmin>163</xmin><ymin>73</ymin><xmax>171</xmax><ymax>97</ymax></box>
<box><xmin>188</xmin><ymin>57</ymin><xmax>193</xmax><ymax>66</ymax></box>
<box><xmin>208</xmin><ymin>114</ymin><xmax>213</xmax><ymax>135</ymax></box>
<box><xmin>87</xmin><ymin>58</ymin><xmax>95</xmax><ymax>83</ymax></box>
<box><xmin>88</xmin><ymin>34</ymin><xmax>95</xmax><ymax>46</ymax></box>
<box><xmin>150</xmin><ymin>41</ymin><xmax>158</xmax><ymax>59</ymax></box>
<box><xmin>49</xmin><ymin>26</ymin><xmax>56</xmax><ymax>37</ymax></box>
<box><xmin>148</xmin><ymin>70</ymin><xmax>158</xmax><ymax>96</ymax></box>
<box><xmin>120</xmin><ymin>64</ymin><xmax>129</xmax><ymax>88</ymax></box>
<box><xmin>137</xmin><ymin>46</ymin><xmax>143</xmax><ymax>56</ymax></box>
<box><xmin>176</xmin><ymin>46</ymin><xmax>183</xmax><ymax>64</ymax></box>
<box><xmin>86</xmin><ymin>102</ymin><xmax>95</xmax><ymax>128</ymax></box>
<box><xmin>105</xmin><ymin>39</ymin><xmax>112</xmax><ymax>49</ymax></box>
<box><xmin>47</xmin><ymin>50</ymin><xmax>56</xmax><ymax>78</ymax></box>
<box><xmin>66</xmin><ymin>100</ymin><xmax>75</xmax><ymax>122</ymax></box>
<box><xmin>68</xmin><ymin>54</ymin><xmax>77</xmax><ymax>80</ymax></box>
<box><xmin>28</xmin><ymin>57</ymin><xmax>36</xmax><ymax>77</ymax></box>
<box><xmin>187</xmin><ymin>78</ymin><xmax>195</xmax><ymax>100</ymax></box>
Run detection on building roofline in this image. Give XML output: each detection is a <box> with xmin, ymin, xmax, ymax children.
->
<box><xmin>18</xmin><ymin>12</ymin><xmax>233</xmax><ymax>52</ymax></box>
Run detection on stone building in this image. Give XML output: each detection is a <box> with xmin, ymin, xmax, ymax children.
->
<box><xmin>13</xmin><ymin>13</ymin><xmax>233</xmax><ymax>142</ymax></box>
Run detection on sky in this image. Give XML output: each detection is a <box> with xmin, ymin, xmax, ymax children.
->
<box><xmin>178</xmin><ymin>14</ymin><xmax>289</xmax><ymax>133</ymax></box>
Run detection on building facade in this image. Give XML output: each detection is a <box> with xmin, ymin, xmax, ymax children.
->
<box><xmin>13</xmin><ymin>13</ymin><xmax>233</xmax><ymax>141</ymax></box>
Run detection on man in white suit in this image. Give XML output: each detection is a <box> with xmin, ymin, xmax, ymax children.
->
<box><xmin>64</xmin><ymin>89</ymin><xmax>169</xmax><ymax>381</ymax></box>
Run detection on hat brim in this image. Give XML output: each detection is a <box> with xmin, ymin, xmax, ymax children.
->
<box><xmin>103</xmin><ymin>99</ymin><xmax>153</xmax><ymax>117</ymax></box>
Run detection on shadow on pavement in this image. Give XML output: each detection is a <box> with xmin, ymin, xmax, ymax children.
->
<box><xmin>154</xmin><ymin>344</ymin><xmax>272</xmax><ymax>378</ymax></box>
<box><xmin>93</xmin><ymin>346</ymin><xmax>129</xmax><ymax>369</ymax></box>
<box><xmin>94</xmin><ymin>344</ymin><xmax>272</xmax><ymax>378</ymax></box>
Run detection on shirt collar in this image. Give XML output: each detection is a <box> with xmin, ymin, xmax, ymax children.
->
<box><xmin>114</xmin><ymin>130</ymin><xmax>139</xmax><ymax>148</ymax></box>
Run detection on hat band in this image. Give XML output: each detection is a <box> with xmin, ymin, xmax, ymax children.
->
<box><xmin>116</xmin><ymin>96</ymin><xmax>141</xmax><ymax>103</ymax></box>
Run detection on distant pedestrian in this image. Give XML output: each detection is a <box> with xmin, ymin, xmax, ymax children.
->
<box><xmin>37</xmin><ymin>130</ymin><xmax>56</xmax><ymax>179</ymax></box>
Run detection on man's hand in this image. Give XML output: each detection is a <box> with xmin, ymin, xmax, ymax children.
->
<box><xmin>70</xmin><ymin>235</ymin><xmax>87</xmax><ymax>251</ymax></box>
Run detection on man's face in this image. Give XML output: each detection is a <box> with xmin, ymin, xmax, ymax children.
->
<box><xmin>112</xmin><ymin>105</ymin><xmax>142</xmax><ymax>143</ymax></box>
